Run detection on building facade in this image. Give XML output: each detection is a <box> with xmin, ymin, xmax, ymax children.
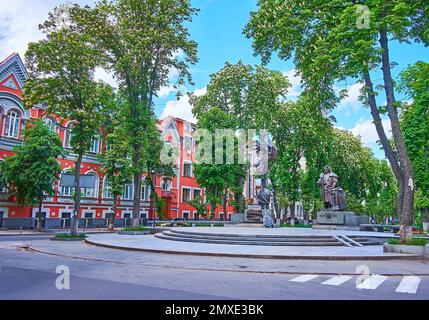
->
<box><xmin>0</xmin><ymin>53</ymin><xmax>236</xmax><ymax>229</ymax></box>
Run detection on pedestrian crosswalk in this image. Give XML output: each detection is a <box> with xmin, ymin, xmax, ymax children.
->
<box><xmin>289</xmin><ymin>273</ymin><xmax>424</xmax><ymax>294</ymax></box>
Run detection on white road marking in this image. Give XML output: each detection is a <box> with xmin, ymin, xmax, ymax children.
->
<box><xmin>322</xmin><ymin>275</ymin><xmax>354</xmax><ymax>286</ymax></box>
<box><xmin>395</xmin><ymin>276</ymin><xmax>421</xmax><ymax>294</ymax></box>
<box><xmin>290</xmin><ymin>274</ymin><xmax>319</xmax><ymax>283</ymax></box>
<box><xmin>356</xmin><ymin>274</ymin><xmax>388</xmax><ymax>290</ymax></box>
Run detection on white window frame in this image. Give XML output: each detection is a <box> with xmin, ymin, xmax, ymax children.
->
<box><xmin>5</xmin><ymin>110</ymin><xmax>20</xmax><ymax>138</ymax></box>
<box><xmin>44</xmin><ymin>117</ymin><xmax>57</xmax><ymax>133</ymax></box>
<box><xmin>182</xmin><ymin>187</ymin><xmax>191</xmax><ymax>203</ymax></box>
<box><xmin>192</xmin><ymin>188</ymin><xmax>202</xmax><ymax>200</ymax></box>
<box><xmin>102</xmin><ymin>177</ymin><xmax>113</xmax><ymax>199</ymax></box>
<box><xmin>122</xmin><ymin>182</ymin><xmax>134</xmax><ymax>200</ymax></box>
<box><xmin>182</xmin><ymin>210</ymin><xmax>190</xmax><ymax>220</ymax></box>
<box><xmin>89</xmin><ymin>135</ymin><xmax>100</xmax><ymax>153</ymax></box>
<box><xmin>82</xmin><ymin>172</ymin><xmax>99</xmax><ymax>198</ymax></box>
<box><xmin>183</xmin><ymin>161</ymin><xmax>193</xmax><ymax>177</ymax></box>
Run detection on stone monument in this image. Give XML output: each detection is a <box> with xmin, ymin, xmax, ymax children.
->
<box><xmin>244</xmin><ymin>135</ymin><xmax>276</xmax><ymax>227</ymax></box>
<box><xmin>315</xmin><ymin>165</ymin><xmax>369</xmax><ymax>227</ymax></box>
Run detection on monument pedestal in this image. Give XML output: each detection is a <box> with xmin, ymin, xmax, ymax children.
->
<box><xmin>315</xmin><ymin>210</ymin><xmax>369</xmax><ymax>228</ymax></box>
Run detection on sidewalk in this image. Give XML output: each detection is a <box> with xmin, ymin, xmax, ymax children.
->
<box><xmin>85</xmin><ymin>233</ymin><xmax>424</xmax><ymax>261</ymax></box>
<box><xmin>0</xmin><ymin>228</ymin><xmax>114</xmax><ymax>236</ymax></box>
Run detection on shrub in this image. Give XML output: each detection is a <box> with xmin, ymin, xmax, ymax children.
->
<box><xmin>54</xmin><ymin>233</ymin><xmax>86</xmax><ymax>239</ymax></box>
<box><xmin>123</xmin><ymin>227</ymin><xmax>149</xmax><ymax>232</ymax></box>
<box><xmin>388</xmin><ymin>238</ymin><xmax>428</xmax><ymax>246</ymax></box>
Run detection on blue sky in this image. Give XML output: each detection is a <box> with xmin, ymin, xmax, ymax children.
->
<box><xmin>1</xmin><ymin>0</ymin><xmax>428</xmax><ymax>159</ymax></box>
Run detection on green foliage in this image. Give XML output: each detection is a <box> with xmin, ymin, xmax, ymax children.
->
<box><xmin>187</xmin><ymin>196</ymin><xmax>208</xmax><ymax>219</ymax></box>
<box><xmin>1</xmin><ymin>119</ymin><xmax>65</xmax><ymax>206</ymax></box>
<box><xmin>192</xmin><ymin>61</ymin><xmax>290</xmax><ymax>129</ymax></box>
<box><xmin>155</xmin><ymin>197</ymin><xmax>167</xmax><ymax>221</ymax></box>
<box><xmin>71</xmin><ymin>0</ymin><xmax>197</xmax><ymax>222</ymax></box>
<box><xmin>123</xmin><ymin>227</ymin><xmax>149</xmax><ymax>232</ymax></box>
<box><xmin>193</xmin><ymin>108</ymin><xmax>247</xmax><ymax>218</ymax></box>
<box><xmin>54</xmin><ymin>233</ymin><xmax>86</xmax><ymax>239</ymax></box>
<box><xmin>399</xmin><ymin>62</ymin><xmax>429</xmax><ymax>220</ymax></box>
<box><xmin>388</xmin><ymin>238</ymin><xmax>428</xmax><ymax>246</ymax></box>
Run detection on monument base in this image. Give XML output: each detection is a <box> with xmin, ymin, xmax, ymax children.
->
<box><xmin>316</xmin><ymin>211</ymin><xmax>369</xmax><ymax>227</ymax></box>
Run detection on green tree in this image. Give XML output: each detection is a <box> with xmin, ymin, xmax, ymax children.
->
<box><xmin>269</xmin><ymin>96</ymin><xmax>332</xmax><ymax>222</ymax></box>
<box><xmin>99</xmin><ymin>107</ymin><xmax>132</xmax><ymax>231</ymax></box>
<box><xmin>245</xmin><ymin>0</ymin><xmax>429</xmax><ymax>242</ymax></box>
<box><xmin>23</xmin><ymin>6</ymin><xmax>115</xmax><ymax>235</ymax></box>
<box><xmin>188</xmin><ymin>196</ymin><xmax>208</xmax><ymax>220</ymax></box>
<box><xmin>74</xmin><ymin>0</ymin><xmax>198</xmax><ymax>227</ymax></box>
<box><xmin>399</xmin><ymin>61</ymin><xmax>429</xmax><ymax>223</ymax></box>
<box><xmin>191</xmin><ymin>62</ymin><xmax>289</xmax><ymax>212</ymax></box>
<box><xmin>0</xmin><ymin>120</ymin><xmax>65</xmax><ymax>229</ymax></box>
<box><xmin>193</xmin><ymin>108</ymin><xmax>246</xmax><ymax>219</ymax></box>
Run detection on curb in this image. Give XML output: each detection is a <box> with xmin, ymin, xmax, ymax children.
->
<box><xmin>84</xmin><ymin>238</ymin><xmax>424</xmax><ymax>261</ymax></box>
<box><xmin>28</xmin><ymin>245</ymin><xmax>429</xmax><ymax>276</ymax></box>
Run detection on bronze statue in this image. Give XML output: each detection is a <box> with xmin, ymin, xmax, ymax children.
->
<box><xmin>317</xmin><ymin>165</ymin><xmax>346</xmax><ymax>211</ymax></box>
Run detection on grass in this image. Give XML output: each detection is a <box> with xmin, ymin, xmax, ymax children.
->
<box><xmin>54</xmin><ymin>233</ymin><xmax>86</xmax><ymax>239</ymax></box>
<box><xmin>193</xmin><ymin>223</ymin><xmax>224</xmax><ymax>227</ymax></box>
<box><xmin>123</xmin><ymin>227</ymin><xmax>150</xmax><ymax>232</ymax></box>
<box><xmin>280</xmin><ymin>223</ymin><xmax>312</xmax><ymax>228</ymax></box>
<box><xmin>388</xmin><ymin>238</ymin><xmax>428</xmax><ymax>246</ymax></box>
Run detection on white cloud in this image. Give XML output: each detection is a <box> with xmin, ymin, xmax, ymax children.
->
<box><xmin>0</xmin><ymin>0</ymin><xmax>94</xmax><ymax>61</ymax></box>
<box><xmin>350</xmin><ymin>118</ymin><xmax>392</xmax><ymax>146</ymax></box>
<box><xmin>161</xmin><ymin>87</ymin><xmax>207</xmax><ymax>123</ymax></box>
<box><xmin>335</xmin><ymin>83</ymin><xmax>364</xmax><ymax>115</ymax></box>
<box><xmin>282</xmin><ymin>69</ymin><xmax>302</xmax><ymax>99</ymax></box>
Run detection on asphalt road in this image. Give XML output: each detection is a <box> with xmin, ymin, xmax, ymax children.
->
<box><xmin>0</xmin><ymin>236</ymin><xmax>428</xmax><ymax>300</ymax></box>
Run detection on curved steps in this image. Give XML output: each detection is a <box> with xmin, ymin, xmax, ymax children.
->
<box><xmin>155</xmin><ymin>230</ymin><xmax>380</xmax><ymax>247</ymax></box>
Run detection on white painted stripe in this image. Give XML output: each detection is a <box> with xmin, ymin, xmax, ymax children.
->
<box><xmin>395</xmin><ymin>276</ymin><xmax>421</xmax><ymax>294</ymax></box>
<box><xmin>322</xmin><ymin>275</ymin><xmax>354</xmax><ymax>286</ymax></box>
<box><xmin>290</xmin><ymin>274</ymin><xmax>319</xmax><ymax>283</ymax></box>
<box><xmin>356</xmin><ymin>275</ymin><xmax>388</xmax><ymax>290</ymax></box>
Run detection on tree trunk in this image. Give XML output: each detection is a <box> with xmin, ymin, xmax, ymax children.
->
<box><xmin>71</xmin><ymin>151</ymin><xmax>83</xmax><ymax>236</ymax></box>
<box><xmin>131</xmin><ymin>171</ymin><xmax>142</xmax><ymax>228</ymax></box>
<box><xmin>290</xmin><ymin>202</ymin><xmax>295</xmax><ymax>226</ymax></box>
<box><xmin>222</xmin><ymin>192</ymin><xmax>227</xmax><ymax>221</ymax></box>
<box><xmin>37</xmin><ymin>192</ymin><xmax>43</xmax><ymax>232</ymax></box>
<box><xmin>108</xmin><ymin>195</ymin><xmax>117</xmax><ymax>232</ymax></box>
<box><xmin>379</xmin><ymin>29</ymin><xmax>414</xmax><ymax>243</ymax></box>
<box><xmin>210</xmin><ymin>200</ymin><xmax>216</xmax><ymax>220</ymax></box>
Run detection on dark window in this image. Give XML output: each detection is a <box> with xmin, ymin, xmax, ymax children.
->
<box><xmin>182</xmin><ymin>188</ymin><xmax>191</xmax><ymax>203</ymax></box>
<box><xmin>183</xmin><ymin>163</ymin><xmax>192</xmax><ymax>177</ymax></box>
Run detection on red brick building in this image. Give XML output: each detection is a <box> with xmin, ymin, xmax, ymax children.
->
<box><xmin>0</xmin><ymin>53</ymin><xmax>237</xmax><ymax>229</ymax></box>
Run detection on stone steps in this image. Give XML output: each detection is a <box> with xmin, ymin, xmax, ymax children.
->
<box><xmin>154</xmin><ymin>230</ymin><xmax>380</xmax><ymax>247</ymax></box>
<box><xmin>155</xmin><ymin>233</ymin><xmax>344</xmax><ymax>246</ymax></box>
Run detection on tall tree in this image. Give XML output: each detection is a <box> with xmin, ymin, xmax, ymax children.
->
<box><xmin>74</xmin><ymin>0</ymin><xmax>198</xmax><ymax>227</ymax></box>
<box><xmin>191</xmin><ymin>62</ymin><xmax>289</xmax><ymax>212</ymax></box>
<box><xmin>99</xmin><ymin>102</ymin><xmax>133</xmax><ymax>231</ymax></box>
<box><xmin>0</xmin><ymin>119</ymin><xmax>65</xmax><ymax>229</ymax></box>
<box><xmin>193</xmin><ymin>108</ymin><xmax>246</xmax><ymax>219</ymax></box>
<box><xmin>269</xmin><ymin>96</ymin><xmax>332</xmax><ymax>222</ymax></box>
<box><xmin>23</xmin><ymin>6</ymin><xmax>115</xmax><ymax>235</ymax></box>
<box><xmin>399</xmin><ymin>61</ymin><xmax>429</xmax><ymax>224</ymax></box>
<box><xmin>245</xmin><ymin>0</ymin><xmax>429</xmax><ymax>242</ymax></box>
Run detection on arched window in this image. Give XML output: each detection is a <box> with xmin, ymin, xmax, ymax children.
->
<box><xmin>65</xmin><ymin>123</ymin><xmax>75</xmax><ymax>147</ymax></box>
<box><xmin>60</xmin><ymin>172</ymin><xmax>74</xmax><ymax>196</ymax></box>
<box><xmin>82</xmin><ymin>172</ymin><xmax>99</xmax><ymax>198</ymax></box>
<box><xmin>122</xmin><ymin>182</ymin><xmax>133</xmax><ymax>200</ymax></box>
<box><xmin>5</xmin><ymin>110</ymin><xmax>20</xmax><ymax>138</ymax></box>
<box><xmin>161</xmin><ymin>179</ymin><xmax>171</xmax><ymax>191</ymax></box>
<box><xmin>89</xmin><ymin>136</ymin><xmax>100</xmax><ymax>153</ymax></box>
<box><xmin>44</xmin><ymin>117</ymin><xmax>56</xmax><ymax>133</ymax></box>
<box><xmin>102</xmin><ymin>177</ymin><xmax>113</xmax><ymax>199</ymax></box>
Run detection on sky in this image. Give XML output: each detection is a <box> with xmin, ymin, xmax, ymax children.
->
<box><xmin>1</xmin><ymin>0</ymin><xmax>428</xmax><ymax>159</ymax></box>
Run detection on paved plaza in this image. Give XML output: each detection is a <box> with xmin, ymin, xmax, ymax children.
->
<box><xmin>0</xmin><ymin>234</ymin><xmax>428</xmax><ymax>299</ymax></box>
<box><xmin>83</xmin><ymin>227</ymin><xmax>418</xmax><ymax>260</ymax></box>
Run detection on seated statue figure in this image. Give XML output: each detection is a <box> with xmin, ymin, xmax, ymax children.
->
<box><xmin>317</xmin><ymin>165</ymin><xmax>347</xmax><ymax>211</ymax></box>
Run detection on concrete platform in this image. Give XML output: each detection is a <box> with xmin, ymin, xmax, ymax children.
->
<box><xmin>85</xmin><ymin>227</ymin><xmax>421</xmax><ymax>260</ymax></box>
